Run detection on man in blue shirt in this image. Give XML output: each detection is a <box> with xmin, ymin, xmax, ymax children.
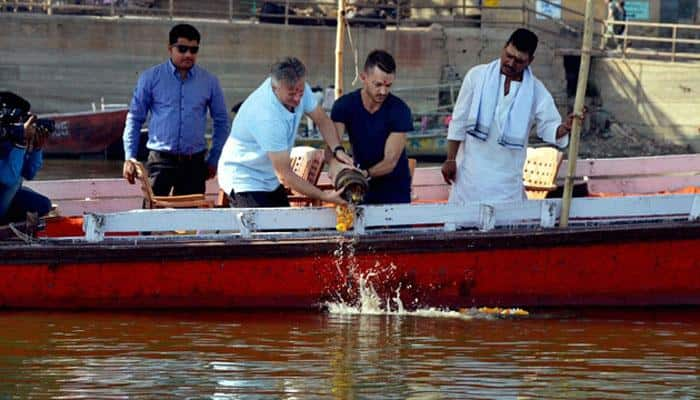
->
<box><xmin>331</xmin><ymin>50</ymin><xmax>413</xmax><ymax>204</ymax></box>
<box><xmin>218</xmin><ymin>57</ymin><xmax>353</xmax><ymax>207</ymax></box>
<box><xmin>1</xmin><ymin>114</ymin><xmax>51</xmax><ymax>225</ymax></box>
<box><xmin>122</xmin><ymin>23</ymin><xmax>229</xmax><ymax>197</ymax></box>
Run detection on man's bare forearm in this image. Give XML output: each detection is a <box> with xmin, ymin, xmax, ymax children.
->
<box><xmin>317</xmin><ymin>114</ymin><xmax>341</xmax><ymax>149</ymax></box>
<box><xmin>446</xmin><ymin>140</ymin><xmax>461</xmax><ymax>161</ymax></box>
<box><xmin>367</xmin><ymin>155</ymin><xmax>400</xmax><ymax>178</ymax></box>
<box><xmin>282</xmin><ymin>170</ymin><xmax>325</xmax><ymax>199</ymax></box>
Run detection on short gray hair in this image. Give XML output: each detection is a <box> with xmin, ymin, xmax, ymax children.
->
<box><xmin>270</xmin><ymin>57</ymin><xmax>306</xmax><ymax>86</ymax></box>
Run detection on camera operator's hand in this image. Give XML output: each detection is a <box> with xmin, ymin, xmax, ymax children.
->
<box><xmin>123</xmin><ymin>159</ymin><xmax>137</xmax><ymax>184</ymax></box>
<box><xmin>32</xmin><ymin>124</ymin><xmax>51</xmax><ymax>150</ymax></box>
<box><xmin>22</xmin><ymin>115</ymin><xmax>37</xmax><ymax>147</ymax></box>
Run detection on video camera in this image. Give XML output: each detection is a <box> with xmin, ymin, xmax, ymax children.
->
<box><xmin>0</xmin><ymin>91</ymin><xmax>55</xmax><ymax>146</ymax></box>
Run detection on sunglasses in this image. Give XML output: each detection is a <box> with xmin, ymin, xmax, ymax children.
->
<box><xmin>172</xmin><ymin>44</ymin><xmax>199</xmax><ymax>54</ymax></box>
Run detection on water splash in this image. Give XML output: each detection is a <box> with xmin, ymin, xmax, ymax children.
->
<box><xmin>325</xmin><ymin>272</ymin><xmax>528</xmax><ymax>320</ymax></box>
<box><xmin>326</xmin><ymin>235</ymin><xmax>528</xmax><ymax>320</ymax></box>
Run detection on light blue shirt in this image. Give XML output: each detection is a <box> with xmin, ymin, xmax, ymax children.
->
<box><xmin>122</xmin><ymin>60</ymin><xmax>229</xmax><ymax>167</ymax></box>
<box><xmin>218</xmin><ymin>77</ymin><xmax>317</xmax><ymax>194</ymax></box>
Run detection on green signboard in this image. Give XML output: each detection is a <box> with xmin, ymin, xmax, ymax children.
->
<box><xmin>536</xmin><ymin>0</ymin><xmax>562</xmax><ymax>20</ymax></box>
<box><xmin>625</xmin><ymin>0</ymin><xmax>650</xmax><ymax>20</ymax></box>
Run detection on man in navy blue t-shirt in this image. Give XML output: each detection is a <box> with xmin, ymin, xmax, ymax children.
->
<box><xmin>330</xmin><ymin>50</ymin><xmax>413</xmax><ymax>204</ymax></box>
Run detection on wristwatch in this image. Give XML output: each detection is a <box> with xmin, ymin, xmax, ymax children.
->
<box><xmin>332</xmin><ymin>145</ymin><xmax>345</xmax><ymax>160</ymax></box>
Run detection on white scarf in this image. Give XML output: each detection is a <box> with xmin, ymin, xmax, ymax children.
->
<box><xmin>464</xmin><ymin>59</ymin><xmax>535</xmax><ymax>149</ymax></box>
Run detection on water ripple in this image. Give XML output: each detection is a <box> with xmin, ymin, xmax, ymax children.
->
<box><xmin>0</xmin><ymin>310</ymin><xmax>698</xmax><ymax>399</ymax></box>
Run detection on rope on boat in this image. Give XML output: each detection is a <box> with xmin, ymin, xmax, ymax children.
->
<box><xmin>8</xmin><ymin>223</ymin><xmax>34</xmax><ymax>244</ymax></box>
<box><xmin>344</xmin><ymin>10</ymin><xmax>360</xmax><ymax>87</ymax></box>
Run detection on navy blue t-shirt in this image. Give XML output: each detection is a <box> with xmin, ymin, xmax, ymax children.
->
<box><xmin>331</xmin><ymin>89</ymin><xmax>413</xmax><ymax>204</ymax></box>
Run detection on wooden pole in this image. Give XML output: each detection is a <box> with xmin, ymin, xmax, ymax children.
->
<box><xmin>560</xmin><ymin>0</ymin><xmax>594</xmax><ymax>228</ymax></box>
<box><xmin>334</xmin><ymin>0</ymin><xmax>346</xmax><ymax>100</ymax></box>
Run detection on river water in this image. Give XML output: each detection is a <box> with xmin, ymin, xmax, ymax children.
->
<box><xmin>37</xmin><ymin>159</ymin><xmax>124</xmax><ymax>180</ymax></box>
<box><xmin>0</xmin><ymin>308</ymin><xmax>698</xmax><ymax>399</ymax></box>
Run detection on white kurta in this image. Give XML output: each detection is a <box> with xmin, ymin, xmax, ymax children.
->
<box><xmin>447</xmin><ymin>63</ymin><xmax>567</xmax><ymax>204</ymax></box>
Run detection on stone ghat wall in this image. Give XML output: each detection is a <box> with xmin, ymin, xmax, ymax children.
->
<box><xmin>0</xmin><ymin>14</ymin><xmax>565</xmax><ymax>116</ymax></box>
<box><xmin>591</xmin><ymin>58</ymin><xmax>700</xmax><ymax>151</ymax></box>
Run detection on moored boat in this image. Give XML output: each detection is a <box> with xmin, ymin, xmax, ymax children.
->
<box><xmin>40</xmin><ymin>107</ymin><xmax>128</xmax><ymax>156</ymax></box>
<box><xmin>1</xmin><ymin>154</ymin><xmax>700</xmax><ymax>310</ymax></box>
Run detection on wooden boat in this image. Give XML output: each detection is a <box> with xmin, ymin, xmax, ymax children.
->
<box><xmin>40</xmin><ymin>107</ymin><xmax>128</xmax><ymax>156</ymax></box>
<box><xmin>3</xmin><ymin>2</ymin><xmax>698</xmax><ymax>311</ymax></box>
<box><xmin>1</xmin><ymin>154</ymin><xmax>699</xmax><ymax>310</ymax></box>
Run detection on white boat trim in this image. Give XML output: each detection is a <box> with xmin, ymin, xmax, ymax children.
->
<box><xmin>82</xmin><ymin>194</ymin><xmax>700</xmax><ymax>242</ymax></box>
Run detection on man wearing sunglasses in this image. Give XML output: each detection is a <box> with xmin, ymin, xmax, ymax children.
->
<box><xmin>122</xmin><ymin>23</ymin><xmax>229</xmax><ymax>198</ymax></box>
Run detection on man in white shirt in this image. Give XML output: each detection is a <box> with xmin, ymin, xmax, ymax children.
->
<box><xmin>217</xmin><ymin>57</ymin><xmax>353</xmax><ymax>207</ymax></box>
<box><xmin>442</xmin><ymin>28</ymin><xmax>579</xmax><ymax>204</ymax></box>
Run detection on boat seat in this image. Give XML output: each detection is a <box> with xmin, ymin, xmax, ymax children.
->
<box><xmin>132</xmin><ymin>161</ymin><xmax>214</xmax><ymax>209</ymax></box>
<box><xmin>523</xmin><ymin>147</ymin><xmax>563</xmax><ymax>200</ymax></box>
<box><xmin>287</xmin><ymin>146</ymin><xmax>326</xmax><ymax>206</ymax></box>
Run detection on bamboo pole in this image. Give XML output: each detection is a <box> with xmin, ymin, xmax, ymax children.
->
<box><xmin>560</xmin><ymin>0</ymin><xmax>594</xmax><ymax>228</ymax></box>
<box><xmin>334</xmin><ymin>0</ymin><xmax>346</xmax><ymax>100</ymax></box>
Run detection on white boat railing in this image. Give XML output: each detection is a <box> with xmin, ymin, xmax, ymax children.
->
<box><xmin>82</xmin><ymin>194</ymin><xmax>700</xmax><ymax>243</ymax></box>
<box><xmin>91</xmin><ymin>97</ymin><xmax>128</xmax><ymax>112</ymax></box>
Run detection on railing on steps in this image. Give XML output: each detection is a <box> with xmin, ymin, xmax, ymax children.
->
<box><xmin>3</xmin><ymin>0</ymin><xmax>697</xmax><ymax>63</ymax></box>
<box><xmin>604</xmin><ymin>20</ymin><xmax>700</xmax><ymax>62</ymax></box>
<box><xmin>1</xmin><ymin>0</ymin><xmax>482</xmax><ymax>27</ymax></box>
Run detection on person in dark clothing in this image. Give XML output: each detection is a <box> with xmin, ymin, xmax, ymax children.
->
<box><xmin>331</xmin><ymin>50</ymin><xmax>413</xmax><ymax>204</ymax></box>
<box><xmin>612</xmin><ymin>0</ymin><xmax>627</xmax><ymax>48</ymax></box>
<box><xmin>0</xmin><ymin>113</ymin><xmax>51</xmax><ymax>225</ymax></box>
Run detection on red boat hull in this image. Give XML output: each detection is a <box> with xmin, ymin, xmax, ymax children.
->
<box><xmin>1</xmin><ymin>222</ymin><xmax>699</xmax><ymax>309</ymax></box>
<box><xmin>41</xmin><ymin>108</ymin><xmax>127</xmax><ymax>155</ymax></box>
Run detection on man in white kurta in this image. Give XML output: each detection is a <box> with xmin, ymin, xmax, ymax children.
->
<box><xmin>442</xmin><ymin>28</ymin><xmax>576</xmax><ymax>204</ymax></box>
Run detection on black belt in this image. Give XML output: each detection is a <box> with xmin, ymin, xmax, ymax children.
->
<box><xmin>150</xmin><ymin>149</ymin><xmax>205</xmax><ymax>161</ymax></box>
